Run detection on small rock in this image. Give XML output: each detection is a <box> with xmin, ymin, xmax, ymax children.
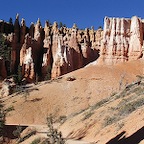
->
<box><xmin>66</xmin><ymin>76</ymin><xmax>76</xmax><ymax>81</ymax></box>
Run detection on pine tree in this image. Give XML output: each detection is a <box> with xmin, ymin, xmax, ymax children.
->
<box><xmin>0</xmin><ymin>101</ymin><xmax>5</xmax><ymax>143</ymax></box>
<box><xmin>17</xmin><ymin>65</ymin><xmax>22</xmax><ymax>85</ymax></box>
<box><xmin>45</xmin><ymin>66</ymin><xmax>51</xmax><ymax>81</ymax></box>
<box><xmin>9</xmin><ymin>17</ymin><xmax>13</xmax><ymax>25</ymax></box>
<box><xmin>59</xmin><ymin>22</ymin><xmax>66</xmax><ymax>28</ymax></box>
<box><xmin>46</xmin><ymin>115</ymin><xmax>65</xmax><ymax>144</ymax></box>
<box><xmin>13</xmin><ymin>125</ymin><xmax>22</xmax><ymax>142</ymax></box>
<box><xmin>59</xmin><ymin>22</ymin><xmax>63</xmax><ymax>28</ymax></box>
<box><xmin>0</xmin><ymin>34</ymin><xmax>11</xmax><ymax>61</ymax></box>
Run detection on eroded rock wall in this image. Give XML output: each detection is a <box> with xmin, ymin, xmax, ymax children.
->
<box><xmin>0</xmin><ymin>15</ymin><xmax>143</xmax><ymax>82</ymax></box>
<box><xmin>0</xmin><ymin>15</ymin><xmax>101</xmax><ymax>82</ymax></box>
<box><xmin>99</xmin><ymin>16</ymin><xmax>143</xmax><ymax>64</ymax></box>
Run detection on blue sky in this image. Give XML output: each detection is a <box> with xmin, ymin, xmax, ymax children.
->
<box><xmin>1</xmin><ymin>0</ymin><xmax>144</xmax><ymax>29</ymax></box>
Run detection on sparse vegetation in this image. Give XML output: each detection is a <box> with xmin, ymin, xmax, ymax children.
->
<box><xmin>58</xmin><ymin>115</ymin><xmax>67</xmax><ymax>124</ymax></box>
<box><xmin>5</xmin><ymin>105</ymin><xmax>14</xmax><ymax>113</ymax></box>
<box><xmin>110</xmin><ymin>92</ymin><xmax>117</xmax><ymax>97</ymax></box>
<box><xmin>20</xmin><ymin>129</ymin><xmax>36</xmax><ymax>143</ymax></box>
<box><xmin>91</xmin><ymin>98</ymin><xmax>110</xmax><ymax>111</ymax></box>
<box><xmin>0</xmin><ymin>102</ymin><xmax>5</xmax><ymax>143</ymax></box>
<box><xmin>45</xmin><ymin>65</ymin><xmax>52</xmax><ymax>81</ymax></box>
<box><xmin>0</xmin><ymin>33</ymin><xmax>12</xmax><ymax>75</ymax></box>
<box><xmin>119</xmin><ymin>73</ymin><xmax>126</xmax><ymax>91</ymax></box>
<box><xmin>13</xmin><ymin>125</ymin><xmax>22</xmax><ymax>143</ymax></box>
<box><xmin>82</xmin><ymin>111</ymin><xmax>94</xmax><ymax>121</ymax></box>
<box><xmin>23</xmin><ymin>90</ymin><xmax>30</xmax><ymax>102</ymax></box>
<box><xmin>17</xmin><ymin>65</ymin><xmax>23</xmax><ymax>85</ymax></box>
<box><xmin>0</xmin><ymin>34</ymin><xmax>11</xmax><ymax>61</ymax></box>
<box><xmin>104</xmin><ymin>116</ymin><xmax>117</xmax><ymax>127</ymax></box>
<box><xmin>102</xmin><ymin>76</ymin><xmax>144</xmax><ymax>126</ymax></box>
<box><xmin>118</xmin><ymin>98</ymin><xmax>144</xmax><ymax>116</ymax></box>
<box><xmin>98</xmin><ymin>26</ymin><xmax>103</xmax><ymax>29</ymax></box>
<box><xmin>9</xmin><ymin>17</ymin><xmax>13</xmax><ymax>25</ymax></box>
<box><xmin>14</xmin><ymin>85</ymin><xmax>30</xmax><ymax>101</ymax></box>
<box><xmin>59</xmin><ymin>22</ymin><xmax>66</xmax><ymax>28</ymax></box>
<box><xmin>70</xmin><ymin>75</ymin><xmax>144</xmax><ymax>129</ymax></box>
<box><xmin>46</xmin><ymin>114</ymin><xmax>65</xmax><ymax>144</ymax></box>
<box><xmin>116</xmin><ymin>122</ymin><xmax>125</xmax><ymax>131</ymax></box>
<box><xmin>31</xmin><ymin>138</ymin><xmax>41</xmax><ymax>144</ymax></box>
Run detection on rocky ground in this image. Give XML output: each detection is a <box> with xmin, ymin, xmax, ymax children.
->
<box><xmin>1</xmin><ymin>59</ymin><xmax>144</xmax><ymax>143</ymax></box>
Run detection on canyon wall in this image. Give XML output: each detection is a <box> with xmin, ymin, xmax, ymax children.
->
<box><xmin>0</xmin><ymin>14</ymin><xmax>102</xmax><ymax>82</ymax></box>
<box><xmin>98</xmin><ymin>16</ymin><xmax>143</xmax><ymax>64</ymax></box>
<box><xmin>0</xmin><ymin>15</ymin><xmax>143</xmax><ymax>82</ymax></box>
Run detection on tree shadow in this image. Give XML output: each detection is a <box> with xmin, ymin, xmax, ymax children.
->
<box><xmin>3</xmin><ymin>125</ymin><xmax>27</xmax><ymax>139</ymax></box>
<box><xmin>106</xmin><ymin>126</ymin><xmax>144</xmax><ymax>144</ymax></box>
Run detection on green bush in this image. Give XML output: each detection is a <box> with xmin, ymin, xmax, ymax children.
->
<box><xmin>0</xmin><ymin>34</ymin><xmax>11</xmax><ymax>61</ymax></box>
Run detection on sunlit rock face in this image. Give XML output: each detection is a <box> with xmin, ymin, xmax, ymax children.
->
<box><xmin>20</xmin><ymin>34</ymin><xmax>35</xmax><ymax>82</ymax></box>
<box><xmin>1</xmin><ymin>15</ymin><xmax>144</xmax><ymax>82</ymax></box>
<box><xmin>129</xmin><ymin>16</ymin><xmax>143</xmax><ymax>60</ymax></box>
<box><xmin>17</xmin><ymin>19</ymin><xmax>101</xmax><ymax>81</ymax></box>
<box><xmin>50</xmin><ymin>23</ymin><xmax>100</xmax><ymax>79</ymax></box>
<box><xmin>98</xmin><ymin>16</ymin><xmax>143</xmax><ymax>65</ymax></box>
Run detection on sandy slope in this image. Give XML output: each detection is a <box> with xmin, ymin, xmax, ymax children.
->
<box><xmin>2</xmin><ymin>59</ymin><xmax>144</xmax><ymax>143</ymax></box>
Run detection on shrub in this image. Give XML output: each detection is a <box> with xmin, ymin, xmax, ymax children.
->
<box><xmin>0</xmin><ymin>33</ymin><xmax>12</xmax><ymax>75</ymax></box>
<box><xmin>104</xmin><ymin>116</ymin><xmax>117</xmax><ymax>127</ymax></box>
<box><xmin>59</xmin><ymin>115</ymin><xmax>67</xmax><ymax>124</ymax></box>
<box><xmin>118</xmin><ymin>98</ymin><xmax>144</xmax><ymax>116</ymax></box>
<box><xmin>82</xmin><ymin>111</ymin><xmax>94</xmax><ymax>121</ymax></box>
<box><xmin>5</xmin><ymin>105</ymin><xmax>14</xmax><ymax>113</ymax></box>
<box><xmin>13</xmin><ymin>125</ymin><xmax>22</xmax><ymax>142</ymax></box>
<box><xmin>23</xmin><ymin>90</ymin><xmax>30</xmax><ymax>102</ymax></box>
<box><xmin>44</xmin><ymin>65</ymin><xmax>51</xmax><ymax>81</ymax></box>
<box><xmin>46</xmin><ymin>115</ymin><xmax>65</xmax><ymax>144</ymax></box>
<box><xmin>0</xmin><ymin>102</ymin><xmax>5</xmax><ymax>143</ymax></box>
<box><xmin>31</xmin><ymin>138</ymin><xmax>41</xmax><ymax>144</ymax></box>
<box><xmin>91</xmin><ymin>98</ymin><xmax>109</xmax><ymax>111</ymax></box>
<box><xmin>0</xmin><ymin>34</ymin><xmax>11</xmax><ymax>61</ymax></box>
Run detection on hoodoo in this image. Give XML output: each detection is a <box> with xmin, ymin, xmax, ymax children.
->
<box><xmin>0</xmin><ymin>15</ymin><xmax>143</xmax><ymax>82</ymax></box>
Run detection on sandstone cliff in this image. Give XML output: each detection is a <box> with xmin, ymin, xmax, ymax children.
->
<box><xmin>98</xmin><ymin>16</ymin><xmax>143</xmax><ymax>64</ymax></box>
<box><xmin>0</xmin><ymin>15</ymin><xmax>101</xmax><ymax>82</ymax></box>
<box><xmin>0</xmin><ymin>15</ymin><xmax>143</xmax><ymax>82</ymax></box>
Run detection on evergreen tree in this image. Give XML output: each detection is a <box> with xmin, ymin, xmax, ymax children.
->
<box><xmin>46</xmin><ymin>20</ymin><xmax>52</xmax><ymax>26</ymax></box>
<box><xmin>12</xmin><ymin>65</ymin><xmax>23</xmax><ymax>85</ymax></box>
<box><xmin>0</xmin><ymin>34</ymin><xmax>12</xmax><ymax>75</ymax></box>
<box><xmin>17</xmin><ymin>65</ymin><xmax>22</xmax><ymax>85</ymax></box>
<box><xmin>0</xmin><ymin>101</ymin><xmax>5</xmax><ymax>143</ymax></box>
<box><xmin>13</xmin><ymin>125</ymin><xmax>22</xmax><ymax>142</ymax></box>
<box><xmin>45</xmin><ymin>66</ymin><xmax>51</xmax><ymax>81</ymax></box>
<box><xmin>0</xmin><ymin>34</ymin><xmax>11</xmax><ymax>61</ymax></box>
<box><xmin>59</xmin><ymin>22</ymin><xmax>66</xmax><ymax>28</ymax></box>
<box><xmin>59</xmin><ymin>22</ymin><xmax>63</xmax><ymax>28</ymax></box>
<box><xmin>98</xmin><ymin>26</ymin><xmax>103</xmax><ymax>29</ymax></box>
<box><xmin>46</xmin><ymin>115</ymin><xmax>65</xmax><ymax>144</ymax></box>
<box><xmin>9</xmin><ymin>17</ymin><xmax>13</xmax><ymax>25</ymax></box>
